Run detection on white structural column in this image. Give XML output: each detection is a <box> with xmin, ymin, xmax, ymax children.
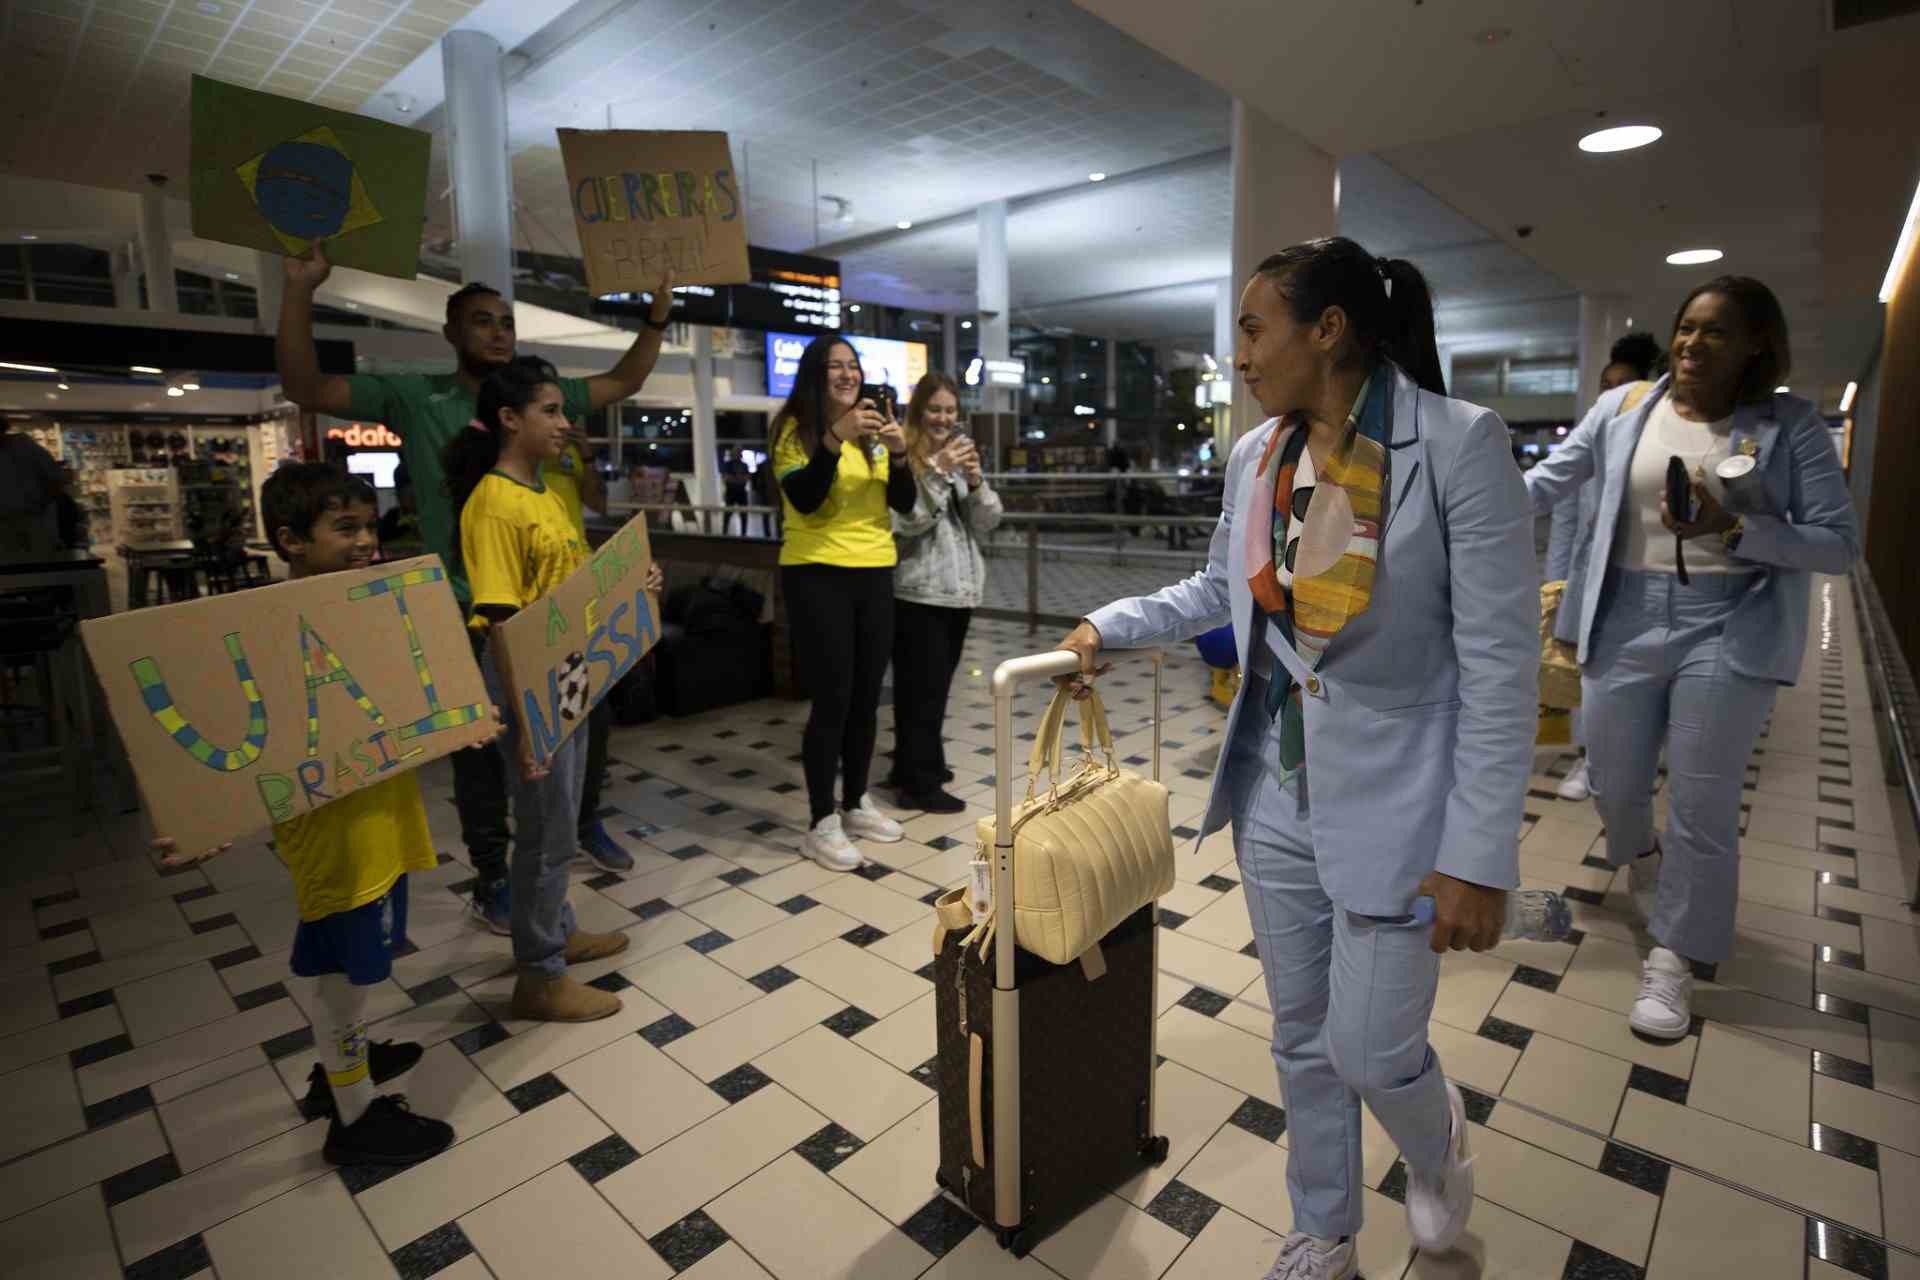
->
<box><xmin>253</xmin><ymin>251</ymin><xmax>285</xmax><ymax>335</ymax></box>
<box><xmin>138</xmin><ymin>190</ymin><xmax>178</xmax><ymax>314</ymax></box>
<box><xmin>442</xmin><ymin>30</ymin><xmax>515</xmax><ymax>300</ymax></box>
<box><xmin>1227</xmin><ymin>100</ymin><xmax>1335</xmax><ymax>442</ymax></box>
<box><xmin>943</xmin><ymin>312</ymin><xmax>959</xmax><ymax>379</ymax></box>
<box><xmin>976</xmin><ymin>198</ymin><xmax>1012</xmax><ymax>466</ymax></box>
<box><xmin>1103</xmin><ymin>336</ymin><xmax>1119</xmax><ymax>448</ymax></box>
<box><xmin>689</xmin><ymin>325</ymin><xmax>720</xmax><ymax>518</ymax></box>
<box><xmin>1576</xmin><ymin>294</ymin><xmax>1630</xmax><ymax>409</ymax></box>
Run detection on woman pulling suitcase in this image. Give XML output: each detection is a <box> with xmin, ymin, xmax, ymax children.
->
<box><xmin>1059</xmin><ymin>237</ymin><xmax>1538</xmax><ymax>1278</ymax></box>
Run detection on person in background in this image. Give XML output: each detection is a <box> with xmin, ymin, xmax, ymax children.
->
<box><xmin>1546</xmin><ymin>331</ymin><xmax>1662</xmax><ymax>802</ymax></box>
<box><xmin>721</xmin><ymin>447</ymin><xmax>752</xmax><ymax>535</ymax></box>
<box><xmin>444</xmin><ymin>356</ymin><xmax>662</xmax><ymax>1022</ymax></box>
<box><xmin>0</xmin><ymin>420</ymin><xmax>67</xmax><ymax>556</ymax></box>
<box><xmin>1524</xmin><ymin>277</ymin><xmax>1858</xmax><ymax>1040</ymax></box>
<box><xmin>276</xmin><ymin>242</ymin><xmax>672</xmax><ymax>934</ymax></box>
<box><xmin>771</xmin><ymin>335</ymin><xmax>917</xmax><ymax>870</ymax></box>
<box><xmin>543</xmin><ymin>419</ymin><xmax>629</xmax><ymax>876</ymax></box>
<box><xmin>377</xmin><ymin>464</ymin><xmax>420</xmax><ymax>550</ymax></box>
<box><xmin>884</xmin><ymin>372</ymin><xmax>1003</xmax><ymax>813</ymax></box>
<box><xmin>153</xmin><ymin>464</ymin><xmax>466</xmax><ymax>1166</ymax></box>
<box><xmin>1059</xmin><ymin>237</ymin><xmax>1535</xmax><ymax>1277</ymax></box>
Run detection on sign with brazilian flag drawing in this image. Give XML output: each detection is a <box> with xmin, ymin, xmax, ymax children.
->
<box><xmin>188</xmin><ymin>75</ymin><xmax>431</xmax><ymax>280</ymax></box>
<box><xmin>492</xmin><ymin>513</ymin><xmax>661</xmax><ymax>778</ymax></box>
<box><xmin>80</xmin><ymin>556</ymin><xmax>494</xmax><ymax>854</ymax></box>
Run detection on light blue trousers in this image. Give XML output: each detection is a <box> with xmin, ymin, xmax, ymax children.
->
<box><xmin>1583</xmin><ymin>570</ymin><xmax>1776</xmax><ymax>964</ymax></box>
<box><xmin>482</xmin><ymin>639</ymin><xmax>581</xmax><ymax>979</ymax></box>
<box><xmin>1227</xmin><ymin>682</ymin><xmax>1451</xmax><ymax>1238</ymax></box>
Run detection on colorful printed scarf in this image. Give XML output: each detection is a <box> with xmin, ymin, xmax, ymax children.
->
<box><xmin>1242</xmin><ymin>370</ymin><xmax>1394</xmax><ymax>763</ymax></box>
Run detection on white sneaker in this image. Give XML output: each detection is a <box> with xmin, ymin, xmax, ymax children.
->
<box><xmin>1556</xmin><ymin>758</ymin><xmax>1591</xmax><ymax>802</ymax></box>
<box><xmin>1406</xmin><ymin>1080</ymin><xmax>1474</xmax><ymax>1253</ymax></box>
<box><xmin>804</xmin><ymin>814</ymin><xmax>862</xmax><ymax>871</ymax></box>
<box><xmin>1630</xmin><ymin>946</ymin><xmax>1693</xmax><ymax>1040</ymax></box>
<box><xmin>1263</xmin><ymin>1232</ymin><xmax>1357</xmax><ymax>1280</ymax></box>
<box><xmin>841</xmin><ymin>793</ymin><xmax>904</xmax><ymax>843</ymax></box>
<box><xmin>1628</xmin><ymin>849</ymin><xmax>1662</xmax><ymax>922</ymax></box>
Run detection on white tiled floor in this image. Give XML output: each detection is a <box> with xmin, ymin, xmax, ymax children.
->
<box><xmin>2</xmin><ymin>581</ymin><xmax>1916</xmax><ymax>1278</ymax></box>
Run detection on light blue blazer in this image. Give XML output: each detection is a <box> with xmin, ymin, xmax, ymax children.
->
<box><xmin>1086</xmin><ymin>366</ymin><xmax>1538</xmax><ymax>915</ymax></box>
<box><xmin>1542</xmin><ymin>475</ymin><xmax>1599</xmax><ymax>587</ymax></box>
<box><xmin>1523</xmin><ymin>376</ymin><xmax>1860</xmax><ymax>684</ymax></box>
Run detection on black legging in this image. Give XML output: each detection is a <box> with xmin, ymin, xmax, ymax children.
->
<box><xmin>783</xmin><ymin>565</ymin><xmax>893</xmax><ymax>824</ymax></box>
<box><xmin>890</xmin><ymin>600</ymin><xmax>971</xmax><ymax>794</ymax></box>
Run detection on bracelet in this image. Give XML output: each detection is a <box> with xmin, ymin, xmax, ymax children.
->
<box><xmin>643</xmin><ymin>312</ymin><xmax>671</xmax><ymax>331</ymax></box>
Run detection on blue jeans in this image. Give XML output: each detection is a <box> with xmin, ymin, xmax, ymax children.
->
<box><xmin>1583</xmin><ymin>569</ymin><xmax>1775</xmax><ymax>964</ymax></box>
<box><xmin>482</xmin><ymin>640</ymin><xmax>581</xmax><ymax>978</ymax></box>
<box><xmin>1227</xmin><ymin>679</ymin><xmax>1452</xmax><ymax>1238</ymax></box>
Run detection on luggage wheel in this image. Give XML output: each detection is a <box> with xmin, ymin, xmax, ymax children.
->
<box><xmin>994</xmin><ymin>1224</ymin><xmax>1032</xmax><ymax>1258</ymax></box>
<box><xmin>1140</xmin><ymin>1134</ymin><xmax>1171</xmax><ymax>1166</ymax></box>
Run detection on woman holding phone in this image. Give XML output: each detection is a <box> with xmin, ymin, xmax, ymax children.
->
<box><xmin>771</xmin><ymin>335</ymin><xmax>918</xmax><ymax>870</ymax></box>
<box><xmin>1524</xmin><ymin>276</ymin><xmax>1858</xmax><ymax>1040</ymax></box>
<box><xmin>885</xmin><ymin>373</ymin><xmax>1004</xmax><ymax>813</ymax></box>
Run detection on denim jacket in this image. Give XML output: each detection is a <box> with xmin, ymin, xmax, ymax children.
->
<box><xmin>892</xmin><ymin>465</ymin><xmax>1004</xmax><ymax>609</ymax></box>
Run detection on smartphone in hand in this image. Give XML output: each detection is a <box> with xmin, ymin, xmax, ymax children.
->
<box><xmin>859</xmin><ymin>382</ymin><xmax>896</xmax><ymax>422</ymax></box>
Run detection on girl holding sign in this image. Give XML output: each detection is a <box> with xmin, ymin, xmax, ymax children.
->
<box><xmin>446</xmin><ymin>356</ymin><xmax>663</xmax><ymax>1023</ymax></box>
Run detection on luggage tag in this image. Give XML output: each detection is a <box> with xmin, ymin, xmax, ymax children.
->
<box><xmin>968</xmin><ymin>858</ymin><xmax>992</xmax><ymax>924</ymax></box>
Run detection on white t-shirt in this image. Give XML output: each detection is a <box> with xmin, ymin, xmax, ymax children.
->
<box><xmin>1614</xmin><ymin>398</ymin><xmax>1742</xmax><ymax>574</ymax></box>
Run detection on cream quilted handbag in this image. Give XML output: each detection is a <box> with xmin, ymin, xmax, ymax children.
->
<box><xmin>963</xmin><ymin>685</ymin><xmax>1175</xmax><ymax>965</ymax></box>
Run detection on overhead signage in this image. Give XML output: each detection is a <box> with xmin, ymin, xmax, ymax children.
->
<box><xmin>595</xmin><ymin>246</ymin><xmax>841</xmax><ymax>333</ymax></box>
<box><xmin>985</xmin><ymin>358</ymin><xmax>1026</xmax><ymax>388</ymax></box>
<box><xmin>765</xmin><ymin>332</ymin><xmax>928</xmax><ymax>401</ymax></box>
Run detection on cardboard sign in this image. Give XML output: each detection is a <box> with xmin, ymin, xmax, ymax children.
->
<box><xmin>81</xmin><ymin>557</ymin><xmax>492</xmax><ymax>853</ymax></box>
<box><xmin>189</xmin><ymin>75</ymin><xmax>432</xmax><ymax>281</ymax></box>
<box><xmin>557</xmin><ymin>129</ymin><xmax>750</xmax><ymax>295</ymax></box>
<box><xmin>492</xmin><ymin>514</ymin><xmax>661</xmax><ymax>773</ymax></box>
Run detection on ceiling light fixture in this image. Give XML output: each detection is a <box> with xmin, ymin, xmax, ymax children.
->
<box><xmin>1879</xmin><ymin>178</ymin><xmax>1920</xmax><ymax>303</ymax></box>
<box><xmin>1578</xmin><ymin>124</ymin><xmax>1662</xmax><ymax>154</ymax></box>
<box><xmin>181</xmin><ymin>381</ymin><xmax>200</xmax><ymax>391</ymax></box>
<box><xmin>848</xmin><ymin>304</ymin><xmax>861</xmax><ymax>313</ymax></box>
<box><xmin>960</xmin><ymin>320</ymin><xmax>973</xmax><ymax>330</ymax></box>
<box><xmin>1841</xmin><ymin>381</ymin><xmax>1859</xmax><ymax>413</ymax></box>
<box><xmin>0</xmin><ymin>361</ymin><xmax>58</xmax><ymax>373</ymax></box>
<box><xmin>224</xmin><ymin>271</ymin><xmax>240</xmax><ymax>280</ymax></box>
<box><xmin>166</xmin><ymin>386</ymin><xmax>185</xmax><ymax>397</ymax></box>
<box><xmin>896</xmin><ymin>220</ymin><xmax>913</xmax><ymax>230</ymax></box>
<box><xmin>1088</xmin><ymin>172</ymin><xmax>1107</xmax><ymax>183</ymax></box>
<box><xmin>19</xmin><ymin>234</ymin><xmax>38</xmax><ymax>241</ymax></box>
<box><xmin>56</xmin><ymin>380</ymin><xmax>70</xmax><ymax>390</ymax></box>
<box><xmin>1665</xmin><ymin>248</ymin><xmax>1724</xmax><ymax>266</ymax></box>
<box><xmin>1775</xmin><ymin>385</ymin><xmax>1791</xmax><ymax>394</ymax></box>
<box><xmin>131</xmin><ymin>365</ymin><xmax>163</xmax><ymax>375</ymax></box>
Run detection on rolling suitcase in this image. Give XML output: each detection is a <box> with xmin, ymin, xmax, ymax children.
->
<box><xmin>931</xmin><ymin>648</ymin><xmax>1171</xmax><ymax>1258</ymax></box>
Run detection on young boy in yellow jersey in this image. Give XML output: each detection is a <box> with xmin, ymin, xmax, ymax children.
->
<box><xmin>153</xmin><ymin>464</ymin><xmax>468</xmax><ymax>1167</ymax></box>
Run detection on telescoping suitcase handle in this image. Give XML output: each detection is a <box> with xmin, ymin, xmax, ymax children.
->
<box><xmin>980</xmin><ymin>646</ymin><xmax>1164</xmax><ymax>1231</ymax></box>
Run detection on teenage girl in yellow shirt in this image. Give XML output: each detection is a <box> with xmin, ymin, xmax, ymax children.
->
<box><xmin>770</xmin><ymin>336</ymin><xmax>918</xmax><ymax>870</ymax></box>
<box><xmin>444</xmin><ymin>356</ymin><xmax>661</xmax><ymax>1024</ymax></box>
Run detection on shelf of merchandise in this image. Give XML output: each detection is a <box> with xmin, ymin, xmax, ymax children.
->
<box><xmin>108</xmin><ymin>467</ymin><xmax>184</xmax><ymax>545</ymax></box>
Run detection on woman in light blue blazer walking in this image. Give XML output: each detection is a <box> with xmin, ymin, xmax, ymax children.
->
<box><xmin>1059</xmin><ymin>238</ymin><xmax>1538</xmax><ymax>1279</ymax></box>
<box><xmin>1524</xmin><ymin>276</ymin><xmax>1858</xmax><ymax>1041</ymax></box>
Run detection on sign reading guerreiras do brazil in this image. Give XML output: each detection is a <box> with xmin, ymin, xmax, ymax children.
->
<box><xmin>558</xmin><ymin>129</ymin><xmax>750</xmax><ymax>296</ymax></box>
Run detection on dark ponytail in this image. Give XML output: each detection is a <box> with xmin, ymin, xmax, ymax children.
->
<box><xmin>1256</xmin><ymin>237</ymin><xmax>1448</xmax><ymax>396</ymax></box>
<box><xmin>442</xmin><ymin>355</ymin><xmax>560</xmax><ymax>514</ymax></box>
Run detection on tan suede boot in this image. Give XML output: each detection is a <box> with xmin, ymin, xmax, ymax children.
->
<box><xmin>511</xmin><ymin>973</ymin><xmax>621</xmax><ymax>1022</ymax></box>
<box><xmin>564</xmin><ymin>929</ymin><xmax>632</xmax><ymax>964</ymax></box>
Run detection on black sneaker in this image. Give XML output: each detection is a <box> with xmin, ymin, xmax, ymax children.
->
<box><xmin>322</xmin><ymin>1095</ymin><xmax>454</xmax><ymax>1167</ymax></box>
<box><xmin>902</xmin><ymin>787</ymin><xmax>967</xmax><ymax>815</ymax></box>
<box><xmin>300</xmin><ymin>1040</ymin><xmax>425</xmax><ymax>1119</ymax></box>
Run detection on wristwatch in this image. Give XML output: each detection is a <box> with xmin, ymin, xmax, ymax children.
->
<box><xmin>643</xmin><ymin>313</ymin><xmax>671</xmax><ymax>332</ymax></box>
<box><xmin>1721</xmin><ymin>516</ymin><xmax>1745</xmax><ymax>554</ymax></box>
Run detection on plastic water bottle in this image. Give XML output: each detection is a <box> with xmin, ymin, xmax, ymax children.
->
<box><xmin>1411</xmin><ymin>888</ymin><xmax>1572</xmax><ymax>942</ymax></box>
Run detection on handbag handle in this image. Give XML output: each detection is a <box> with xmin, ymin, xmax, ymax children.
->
<box><xmin>1026</xmin><ymin>684</ymin><xmax>1119</xmax><ymax>799</ymax></box>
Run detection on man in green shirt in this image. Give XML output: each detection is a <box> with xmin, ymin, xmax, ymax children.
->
<box><xmin>275</xmin><ymin>242</ymin><xmax>672</xmax><ymax>932</ymax></box>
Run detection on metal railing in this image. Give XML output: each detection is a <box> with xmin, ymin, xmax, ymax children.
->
<box><xmin>1850</xmin><ymin>566</ymin><xmax>1920</xmax><ymax>905</ymax></box>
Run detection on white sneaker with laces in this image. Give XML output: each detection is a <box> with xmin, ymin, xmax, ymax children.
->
<box><xmin>1556</xmin><ymin>758</ymin><xmax>1591</xmax><ymax>802</ymax></box>
<box><xmin>842</xmin><ymin>793</ymin><xmax>904</xmax><ymax>843</ymax></box>
<box><xmin>804</xmin><ymin>814</ymin><xmax>862</xmax><ymax>871</ymax></box>
<box><xmin>1406</xmin><ymin>1080</ymin><xmax>1474</xmax><ymax>1253</ymax></box>
<box><xmin>1630</xmin><ymin>946</ymin><xmax>1692</xmax><ymax>1040</ymax></box>
<box><xmin>1263</xmin><ymin>1232</ymin><xmax>1357</xmax><ymax>1280</ymax></box>
<box><xmin>1628</xmin><ymin>849</ymin><xmax>1662</xmax><ymax>922</ymax></box>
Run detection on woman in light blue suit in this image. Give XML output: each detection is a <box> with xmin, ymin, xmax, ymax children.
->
<box><xmin>1525</xmin><ymin>276</ymin><xmax>1858</xmax><ymax>1041</ymax></box>
<box><xmin>1059</xmin><ymin>238</ymin><xmax>1538</xmax><ymax>1279</ymax></box>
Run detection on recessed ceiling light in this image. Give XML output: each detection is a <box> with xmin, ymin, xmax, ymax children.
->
<box><xmin>165</xmin><ymin>386</ymin><xmax>185</xmax><ymax>397</ymax></box>
<box><xmin>224</xmin><ymin>271</ymin><xmax>239</xmax><ymax>280</ymax></box>
<box><xmin>44</xmin><ymin>392</ymin><xmax>57</xmax><ymax>400</ymax></box>
<box><xmin>131</xmin><ymin>365</ymin><xmax>163</xmax><ymax>374</ymax></box>
<box><xmin>848</xmin><ymin>304</ymin><xmax>861</xmax><ymax>313</ymax></box>
<box><xmin>19</xmin><ymin>234</ymin><xmax>37</xmax><ymax>241</ymax></box>
<box><xmin>1579</xmin><ymin>124</ymin><xmax>1662</xmax><ymax>154</ymax></box>
<box><xmin>0</xmin><ymin>361</ymin><xmax>57</xmax><ymax>373</ymax></box>
<box><xmin>895</xmin><ymin>220</ymin><xmax>913</xmax><ymax>230</ymax></box>
<box><xmin>181</xmin><ymin>381</ymin><xmax>200</xmax><ymax>391</ymax></box>
<box><xmin>344</xmin><ymin>302</ymin><xmax>359</xmax><ymax>310</ymax></box>
<box><xmin>1666</xmin><ymin>248</ymin><xmax>1724</xmax><ymax>266</ymax></box>
<box><xmin>56</xmin><ymin>381</ymin><xmax>69</xmax><ymax>390</ymax></box>
<box><xmin>1775</xmin><ymin>385</ymin><xmax>1791</xmax><ymax>394</ymax></box>
<box><xmin>1088</xmin><ymin>172</ymin><xmax>1107</xmax><ymax>183</ymax></box>
<box><xmin>960</xmin><ymin>320</ymin><xmax>973</xmax><ymax>329</ymax></box>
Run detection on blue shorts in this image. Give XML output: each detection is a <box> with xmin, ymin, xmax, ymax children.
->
<box><xmin>289</xmin><ymin>875</ymin><xmax>410</xmax><ymax>986</ymax></box>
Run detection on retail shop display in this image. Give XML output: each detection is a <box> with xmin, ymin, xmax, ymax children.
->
<box><xmin>108</xmin><ymin>468</ymin><xmax>184</xmax><ymax>544</ymax></box>
<box><xmin>188</xmin><ymin>75</ymin><xmax>431</xmax><ymax>280</ymax></box>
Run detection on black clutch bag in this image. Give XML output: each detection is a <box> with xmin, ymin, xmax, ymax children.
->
<box><xmin>1666</xmin><ymin>455</ymin><xmax>1693</xmax><ymax>585</ymax></box>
